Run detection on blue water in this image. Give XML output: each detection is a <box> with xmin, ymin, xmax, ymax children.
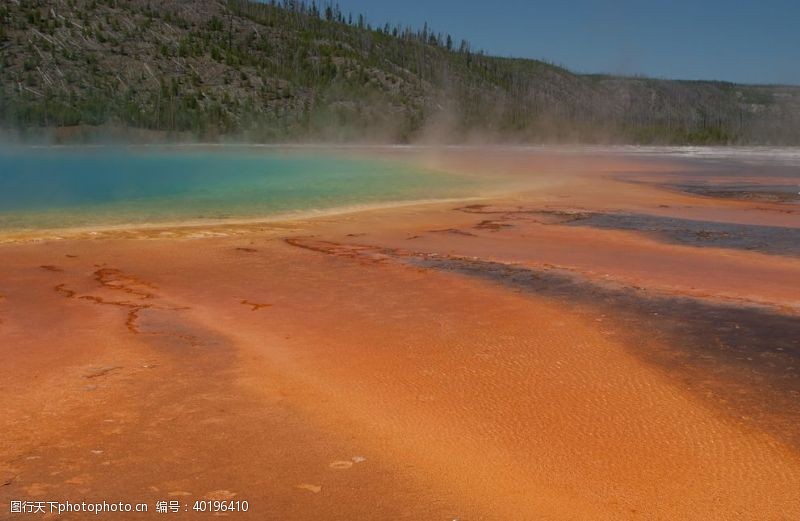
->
<box><xmin>0</xmin><ymin>147</ymin><xmax>477</xmax><ymax>232</ymax></box>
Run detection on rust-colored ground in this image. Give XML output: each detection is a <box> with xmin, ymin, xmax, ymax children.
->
<box><xmin>1</xmin><ymin>148</ymin><xmax>799</xmax><ymax>519</ymax></box>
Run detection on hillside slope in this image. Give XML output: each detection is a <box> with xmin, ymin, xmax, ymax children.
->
<box><xmin>2</xmin><ymin>0</ymin><xmax>799</xmax><ymax>143</ymax></box>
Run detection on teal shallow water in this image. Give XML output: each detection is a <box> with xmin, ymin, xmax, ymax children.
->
<box><xmin>0</xmin><ymin>147</ymin><xmax>479</xmax><ymax>232</ymax></box>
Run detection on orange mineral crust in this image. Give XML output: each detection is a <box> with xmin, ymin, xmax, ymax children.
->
<box><xmin>1</xmin><ymin>148</ymin><xmax>799</xmax><ymax>520</ymax></box>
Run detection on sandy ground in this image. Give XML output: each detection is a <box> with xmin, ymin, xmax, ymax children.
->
<box><xmin>1</xmin><ymin>148</ymin><xmax>799</xmax><ymax>519</ymax></box>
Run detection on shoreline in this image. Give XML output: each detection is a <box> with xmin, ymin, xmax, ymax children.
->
<box><xmin>0</xmin><ymin>195</ymin><xmax>489</xmax><ymax>243</ymax></box>
<box><xmin>6</xmin><ymin>141</ymin><xmax>800</xmax><ymax>157</ymax></box>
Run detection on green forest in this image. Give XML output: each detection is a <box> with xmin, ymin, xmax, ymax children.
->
<box><xmin>1</xmin><ymin>0</ymin><xmax>799</xmax><ymax>143</ymax></box>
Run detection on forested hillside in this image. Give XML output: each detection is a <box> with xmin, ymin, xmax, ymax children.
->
<box><xmin>2</xmin><ymin>0</ymin><xmax>799</xmax><ymax>143</ymax></box>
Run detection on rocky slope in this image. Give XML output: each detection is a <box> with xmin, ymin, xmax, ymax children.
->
<box><xmin>1</xmin><ymin>0</ymin><xmax>798</xmax><ymax>143</ymax></box>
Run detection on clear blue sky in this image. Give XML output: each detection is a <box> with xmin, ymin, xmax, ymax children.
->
<box><xmin>332</xmin><ymin>0</ymin><xmax>800</xmax><ymax>85</ymax></box>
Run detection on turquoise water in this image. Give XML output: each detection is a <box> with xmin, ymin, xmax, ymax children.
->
<box><xmin>0</xmin><ymin>147</ymin><xmax>476</xmax><ymax>232</ymax></box>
